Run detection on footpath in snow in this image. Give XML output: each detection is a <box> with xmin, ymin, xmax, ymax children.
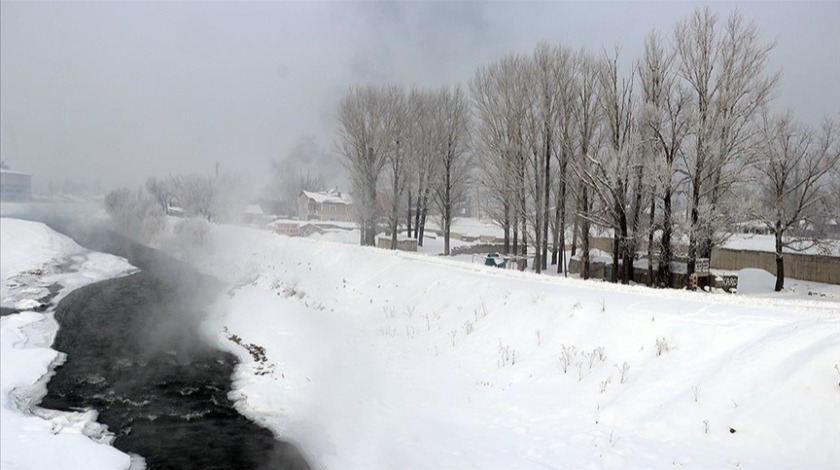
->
<box><xmin>162</xmin><ymin>222</ymin><xmax>840</xmax><ymax>469</ymax></box>
<box><xmin>1</xmin><ymin>218</ymin><xmax>136</xmax><ymax>470</ymax></box>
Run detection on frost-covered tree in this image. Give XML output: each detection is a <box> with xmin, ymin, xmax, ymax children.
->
<box><xmin>384</xmin><ymin>86</ymin><xmax>409</xmax><ymax>250</ymax></box>
<box><xmin>581</xmin><ymin>48</ymin><xmax>639</xmax><ymax>284</ymax></box>
<box><xmin>171</xmin><ymin>174</ymin><xmax>216</xmax><ymax>222</ymax></box>
<box><xmin>752</xmin><ymin>113</ymin><xmax>840</xmax><ymax>291</ymax></box>
<box><xmin>337</xmin><ymin>85</ymin><xmax>394</xmax><ymax>246</ymax></box>
<box><xmin>570</xmin><ymin>51</ymin><xmax>603</xmax><ymax>280</ymax></box>
<box><xmin>146</xmin><ymin>176</ymin><xmax>178</xmax><ymax>213</ymax></box>
<box><xmin>407</xmin><ymin>87</ymin><xmax>441</xmax><ymax>247</ymax></box>
<box><xmin>104</xmin><ymin>187</ymin><xmax>165</xmax><ymax>242</ymax></box>
<box><xmin>470</xmin><ymin>54</ymin><xmax>530</xmax><ymax>256</ymax></box>
<box><xmin>638</xmin><ymin>31</ymin><xmax>690</xmax><ymax>287</ymax></box>
<box><xmin>549</xmin><ymin>46</ymin><xmax>577</xmax><ymax>274</ymax></box>
<box><xmin>431</xmin><ymin>85</ymin><xmax>472</xmax><ymax>256</ymax></box>
<box><xmin>674</xmin><ymin>7</ymin><xmax>779</xmax><ymax>277</ymax></box>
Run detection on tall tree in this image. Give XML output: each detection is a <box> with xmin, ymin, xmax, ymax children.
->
<box><xmin>384</xmin><ymin>86</ymin><xmax>409</xmax><ymax>250</ymax></box>
<box><xmin>752</xmin><ymin>113</ymin><xmax>840</xmax><ymax>291</ymax></box>
<box><xmin>337</xmin><ymin>84</ymin><xmax>393</xmax><ymax>246</ymax></box>
<box><xmin>550</xmin><ymin>47</ymin><xmax>576</xmax><ymax>275</ymax></box>
<box><xmin>638</xmin><ymin>30</ymin><xmax>690</xmax><ymax>287</ymax></box>
<box><xmin>582</xmin><ymin>48</ymin><xmax>638</xmax><ymax>284</ymax></box>
<box><xmin>432</xmin><ymin>85</ymin><xmax>472</xmax><ymax>256</ymax></box>
<box><xmin>571</xmin><ymin>51</ymin><xmax>602</xmax><ymax>280</ymax></box>
<box><xmin>674</xmin><ymin>7</ymin><xmax>779</xmax><ymax>278</ymax></box>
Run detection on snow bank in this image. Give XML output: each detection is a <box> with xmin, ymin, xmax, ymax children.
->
<box><xmin>737</xmin><ymin>268</ymin><xmax>778</xmax><ymax>295</ymax></box>
<box><xmin>166</xmin><ymin>223</ymin><xmax>840</xmax><ymax>469</ymax></box>
<box><xmin>1</xmin><ymin>218</ymin><xmax>136</xmax><ymax>470</ymax></box>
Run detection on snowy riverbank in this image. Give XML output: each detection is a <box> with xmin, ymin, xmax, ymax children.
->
<box><xmin>164</xmin><ymin>222</ymin><xmax>840</xmax><ymax>469</ymax></box>
<box><xmin>1</xmin><ymin>218</ymin><xmax>136</xmax><ymax>470</ymax></box>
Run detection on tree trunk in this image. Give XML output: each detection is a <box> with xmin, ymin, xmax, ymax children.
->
<box><xmin>774</xmin><ymin>228</ymin><xmax>785</xmax><ymax>292</ymax></box>
<box><xmin>503</xmin><ymin>201</ymin><xmax>511</xmax><ymax>255</ymax></box>
<box><xmin>581</xmin><ymin>187</ymin><xmax>591</xmax><ymax>280</ymax></box>
<box><xmin>658</xmin><ymin>187</ymin><xmax>673</xmax><ymax>288</ymax></box>
<box><xmin>551</xmin><ymin>195</ymin><xmax>561</xmax><ymax>266</ymax></box>
<box><xmin>611</xmin><ymin>231</ymin><xmax>620</xmax><ymax>283</ymax></box>
<box><xmin>647</xmin><ymin>196</ymin><xmax>655</xmax><ymax>287</ymax></box>
<box><xmin>620</xmin><ymin>212</ymin><xmax>630</xmax><ymax>285</ymax></box>
<box><xmin>541</xmin><ymin>136</ymin><xmax>551</xmax><ymax>271</ymax></box>
<box><xmin>534</xmin><ymin>152</ymin><xmax>543</xmax><ymax>274</ymax></box>
<box><xmin>512</xmin><ymin>212</ymin><xmax>519</xmax><ymax>256</ymax></box>
<box><xmin>418</xmin><ymin>188</ymin><xmax>430</xmax><ymax>247</ymax></box>
<box><xmin>407</xmin><ymin>191</ymin><xmax>413</xmax><ymax>238</ymax></box>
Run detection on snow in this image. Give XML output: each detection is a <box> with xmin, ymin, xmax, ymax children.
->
<box><xmin>163</xmin><ymin>222</ymin><xmax>840</xmax><ymax>469</ymax></box>
<box><xmin>301</xmin><ymin>190</ymin><xmax>352</xmax><ymax>205</ymax></box>
<box><xmin>1</xmin><ymin>218</ymin><xmax>136</xmax><ymax>470</ymax></box>
<box><xmin>736</xmin><ymin>268</ymin><xmax>778</xmax><ymax>295</ymax></box>
<box><xmin>244</xmin><ymin>204</ymin><xmax>264</xmax><ymax>215</ymax></box>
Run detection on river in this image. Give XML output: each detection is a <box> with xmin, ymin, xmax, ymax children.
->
<box><xmin>37</xmin><ymin>221</ymin><xmax>310</xmax><ymax>469</ymax></box>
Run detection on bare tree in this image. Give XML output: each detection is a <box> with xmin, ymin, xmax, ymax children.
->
<box><xmin>638</xmin><ymin>30</ymin><xmax>690</xmax><ymax>287</ymax></box>
<box><xmin>432</xmin><ymin>85</ymin><xmax>472</xmax><ymax>255</ymax></box>
<box><xmin>550</xmin><ymin>47</ymin><xmax>577</xmax><ymax>275</ymax></box>
<box><xmin>382</xmin><ymin>86</ymin><xmax>410</xmax><ymax>249</ymax></box>
<box><xmin>675</xmin><ymin>7</ymin><xmax>779</xmax><ymax>279</ymax></box>
<box><xmin>570</xmin><ymin>51</ymin><xmax>603</xmax><ymax>280</ymax></box>
<box><xmin>581</xmin><ymin>47</ymin><xmax>638</xmax><ymax>284</ymax></box>
<box><xmin>470</xmin><ymin>54</ymin><xmax>531</xmax><ymax>257</ymax></box>
<box><xmin>337</xmin><ymin>84</ymin><xmax>394</xmax><ymax>246</ymax></box>
<box><xmin>752</xmin><ymin>113</ymin><xmax>840</xmax><ymax>291</ymax></box>
<box><xmin>408</xmin><ymin>87</ymin><xmax>439</xmax><ymax>247</ymax></box>
<box><xmin>174</xmin><ymin>174</ymin><xmax>216</xmax><ymax>221</ymax></box>
<box><xmin>146</xmin><ymin>176</ymin><xmax>177</xmax><ymax>213</ymax></box>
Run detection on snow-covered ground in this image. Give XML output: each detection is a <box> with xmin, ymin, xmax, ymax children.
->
<box><xmin>1</xmin><ymin>218</ymin><xmax>136</xmax><ymax>470</ymax></box>
<box><xmin>162</xmin><ymin>222</ymin><xmax>840</xmax><ymax>469</ymax></box>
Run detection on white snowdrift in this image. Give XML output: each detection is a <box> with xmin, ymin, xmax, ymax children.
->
<box><xmin>1</xmin><ymin>218</ymin><xmax>136</xmax><ymax>470</ymax></box>
<box><xmin>165</xmin><ymin>223</ymin><xmax>840</xmax><ymax>470</ymax></box>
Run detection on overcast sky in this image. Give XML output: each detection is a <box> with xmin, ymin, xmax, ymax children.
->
<box><xmin>2</xmin><ymin>1</ymin><xmax>838</xmax><ymax>193</ymax></box>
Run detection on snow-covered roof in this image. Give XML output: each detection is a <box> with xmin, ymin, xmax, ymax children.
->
<box><xmin>245</xmin><ymin>204</ymin><xmax>264</xmax><ymax>215</ymax></box>
<box><xmin>0</xmin><ymin>169</ymin><xmax>31</xmax><ymax>177</ymax></box>
<box><xmin>301</xmin><ymin>190</ymin><xmax>352</xmax><ymax>205</ymax></box>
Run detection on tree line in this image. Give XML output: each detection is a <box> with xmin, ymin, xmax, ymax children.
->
<box><xmin>337</xmin><ymin>7</ymin><xmax>839</xmax><ymax>291</ymax></box>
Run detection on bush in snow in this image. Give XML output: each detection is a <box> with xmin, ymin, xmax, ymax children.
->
<box><xmin>655</xmin><ymin>337</ymin><xmax>672</xmax><ymax>356</ymax></box>
<box><xmin>497</xmin><ymin>341</ymin><xmax>518</xmax><ymax>368</ymax></box>
<box><xmin>104</xmin><ymin>187</ymin><xmax>165</xmax><ymax>243</ymax></box>
<box><xmin>614</xmin><ymin>361</ymin><xmax>630</xmax><ymax>384</ymax></box>
<box><xmin>599</xmin><ymin>376</ymin><xmax>612</xmax><ymax>393</ymax></box>
<box><xmin>691</xmin><ymin>386</ymin><xmax>702</xmax><ymax>402</ymax></box>
<box><xmin>173</xmin><ymin>217</ymin><xmax>211</xmax><ymax>246</ymax></box>
<box><xmin>559</xmin><ymin>344</ymin><xmax>577</xmax><ymax>374</ymax></box>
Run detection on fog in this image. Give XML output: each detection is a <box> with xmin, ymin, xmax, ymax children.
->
<box><xmin>2</xmin><ymin>1</ymin><xmax>838</xmax><ymax>193</ymax></box>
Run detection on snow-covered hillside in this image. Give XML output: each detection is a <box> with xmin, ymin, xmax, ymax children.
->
<box><xmin>166</xmin><ymin>223</ymin><xmax>840</xmax><ymax>469</ymax></box>
<box><xmin>1</xmin><ymin>218</ymin><xmax>136</xmax><ymax>469</ymax></box>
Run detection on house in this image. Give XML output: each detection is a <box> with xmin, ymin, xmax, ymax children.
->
<box><xmin>0</xmin><ymin>169</ymin><xmax>32</xmax><ymax>202</ymax></box>
<box><xmin>271</xmin><ymin>221</ymin><xmax>324</xmax><ymax>238</ymax></box>
<box><xmin>244</xmin><ymin>204</ymin><xmax>265</xmax><ymax>225</ymax></box>
<box><xmin>298</xmin><ymin>190</ymin><xmax>353</xmax><ymax>222</ymax></box>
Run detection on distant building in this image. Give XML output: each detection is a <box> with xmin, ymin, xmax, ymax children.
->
<box><xmin>0</xmin><ymin>170</ymin><xmax>32</xmax><ymax>202</ymax></box>
<box><xmin>298</xmin><ymin>190</ymin><xmax>353</xmax><ymax>222</ymax></box>
<box><xmin>244</xmin><ymin>204</ymin><xmax>265</xmax><ymax>224</ymax></box>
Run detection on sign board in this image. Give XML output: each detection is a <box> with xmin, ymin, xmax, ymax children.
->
<box><xmin>716</xmin><ymin>275</ymin><xmax>738</xmax><ymax>292</ymax></box>
<box><xmin>696</xmin><ymin>258</ymin><xmax>710</xmax><ymax>276</ymax></box>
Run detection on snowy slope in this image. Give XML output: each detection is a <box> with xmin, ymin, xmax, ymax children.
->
<box><xmin>166</xmin><ymin>223</ymin><xmax>840</xmax><ymax>470</ymax></box>
<box><xmin>1</xmin><ymin>218</ymin><xmax>136</xmax><ymax>470</ymax></box>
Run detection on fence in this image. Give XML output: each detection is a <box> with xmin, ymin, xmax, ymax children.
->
<box><xmin>710</xmin><ymin>248</ymin><xmax>840</xmax><ymax>285</ymax></box>
<box><xmin>587</xmin><ymin>236</ymin><xmax>839</xmax><ymax>285</ymax></box>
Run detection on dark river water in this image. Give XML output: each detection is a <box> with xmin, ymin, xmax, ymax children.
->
<box><xmin>36</xmin><ymin>221</ymin><xmax>311</xmax><ymax>470</ymax></box>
